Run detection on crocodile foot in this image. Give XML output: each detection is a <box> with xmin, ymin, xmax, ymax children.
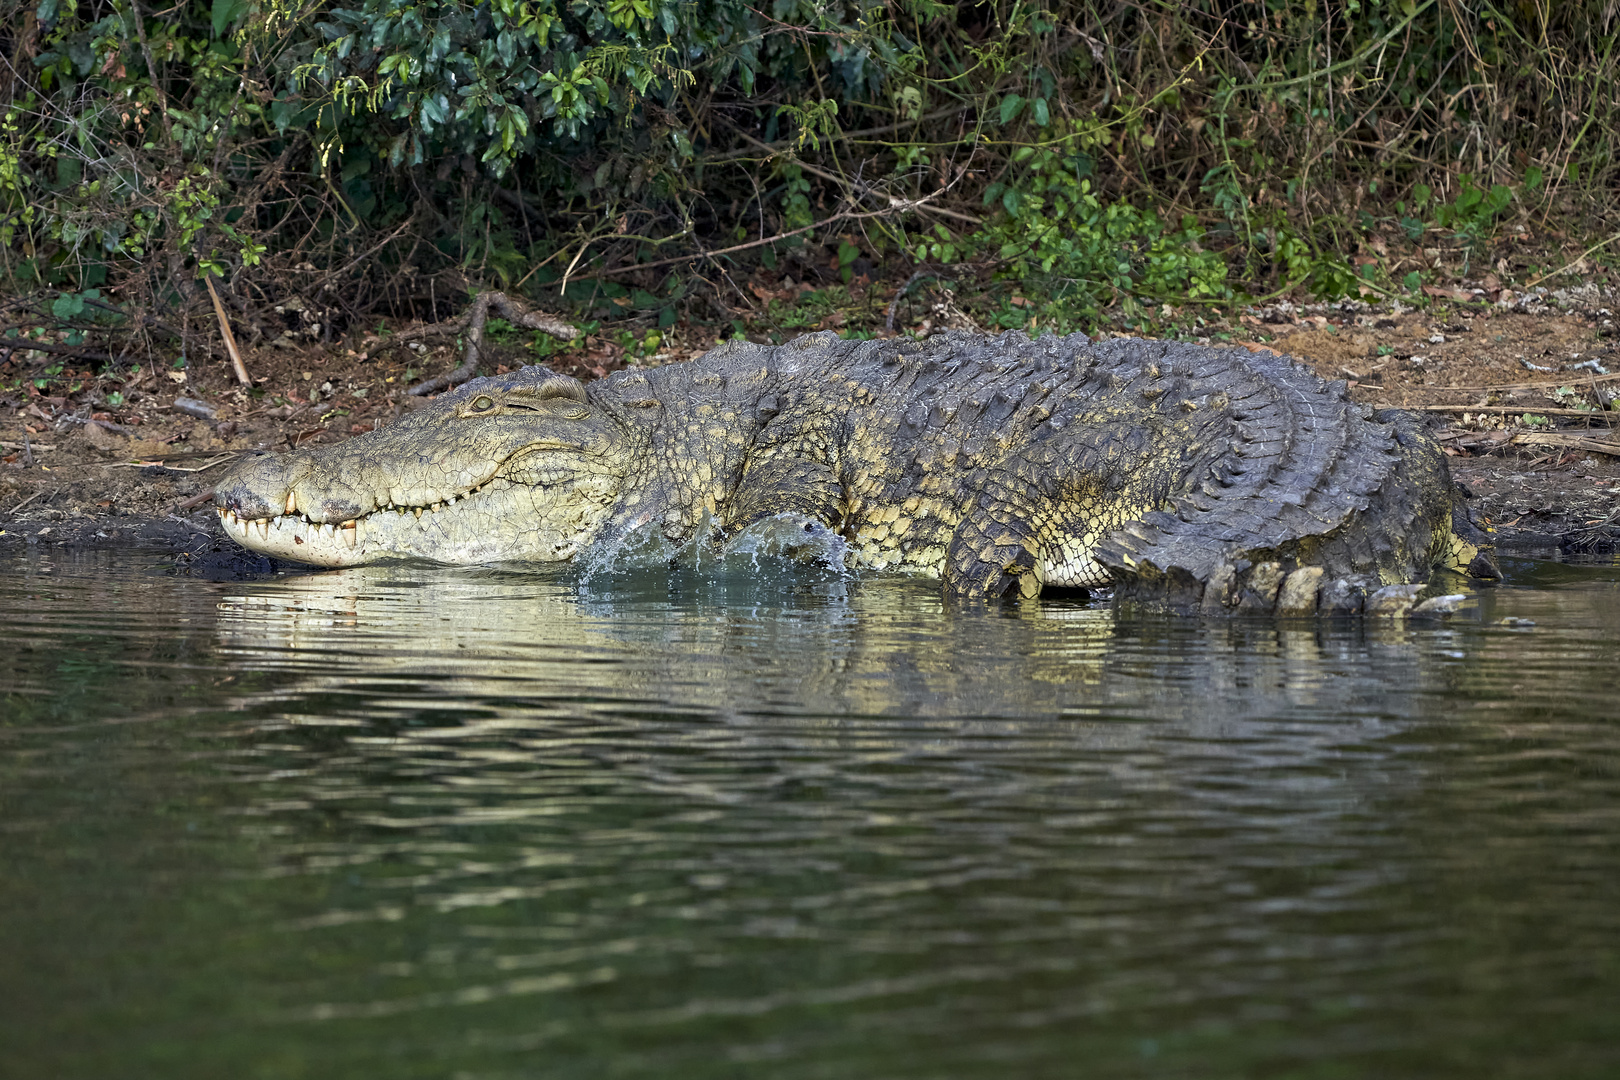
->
<box><xmin>1116</xmin><ymin>559</ymin><xmax>1479</xmax><ymax>618</ymax></box>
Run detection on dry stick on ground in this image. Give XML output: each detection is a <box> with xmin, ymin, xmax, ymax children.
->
<box><xmin>1402</xmin><ymin>372</ymin><xmax>1620</xmax><ymax>394</ymax></box>
<box><xmin>175</xmin><ymin>489</ymin><xmax>218</xmax><ymax>511</ymax></box>
<box><xmin>1392</xmin><ymin>404</ymin><xmax>1618</xmax><ymax>419</ymax></box>
<box><xmin>0</xmin><ymin>339</ymin><xmax>130</xmax><ymax>365</ymax></box>
<box><xmin>9</xmin><ymin>485</ymin><xmax>62</xmax><ymax>514</ymax></box>
<box><xmin>408</xmin><ymin>291</ymin><xmax>578</xmax><ymax>396</ymax></box>
<box><xmin>204</xmin><ymin>276</ymin><xmax>253</xmax><ymax>386</ymax></box>
<box><xmin>1512</xmin><ymin>431</ymin><xmax>1620</xmax><ymax>456</ymax></box>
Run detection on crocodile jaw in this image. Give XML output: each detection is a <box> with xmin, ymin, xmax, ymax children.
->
<box><xmin>217</xmin><ymin>473</ymin><xmax>621</xmax><ymax>566</ymax></box>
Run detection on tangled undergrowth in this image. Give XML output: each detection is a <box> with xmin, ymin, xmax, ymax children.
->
<box><xmin>2</xmin><ymin>0</ymin><xmax>1619</xmax><ymax>389</ymax></box>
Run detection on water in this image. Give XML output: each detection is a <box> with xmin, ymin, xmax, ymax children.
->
<box><xmin>2</xmin><ymin>549</ymin><xmax>1618</xmax><ymax>1079</ymax></box>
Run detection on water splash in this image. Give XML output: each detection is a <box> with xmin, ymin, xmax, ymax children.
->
<box><xmin>575</xmin><ymin>512</ymin><xmax>854</xmax><ymax>588</ymax></box>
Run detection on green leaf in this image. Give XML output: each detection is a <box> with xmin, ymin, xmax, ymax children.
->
<box><xmin>51</xmin><ymin>292</ymin><xmax>85</xmax><ymax>320</ymax></box>
<box><xmin>211</xmin><ymin>0</ymin><xmax>246</xmax><ymax>39</ymax></box>
<box><xmin>998</xmin><ymin>94</ymin><xmax>1023</xmax><ymax>125</ymax></box>
<box><xmin>1032</xmin><ymin>97</ymin><xmax>1049</xmax><ymax>127</ymax></box>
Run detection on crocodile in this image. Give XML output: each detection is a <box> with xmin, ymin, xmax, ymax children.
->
<box><xmin>214</xmin><ymin>330</ymin><xmax>1498</xmax><ymax>613</ymax></box>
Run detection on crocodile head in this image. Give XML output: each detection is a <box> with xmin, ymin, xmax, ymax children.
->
<box><xmin>214</xmin><ymin>369</ymin><xmax>630</xmax><ymax>566</ymax></box>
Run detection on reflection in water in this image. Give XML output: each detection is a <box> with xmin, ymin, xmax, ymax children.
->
<box><xmin>2</xmin><ymin>552</ymin><xmax>1618</xmax><ymax>1078</ymax></box>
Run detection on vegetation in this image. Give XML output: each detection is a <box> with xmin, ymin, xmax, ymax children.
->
<box><xmin>2</xmin><ymin>0</ymin><xmax>1619</xmax><ymax>364</ymax></box>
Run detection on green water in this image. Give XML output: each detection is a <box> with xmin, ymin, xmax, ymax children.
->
<box><xmin>2</xmin><ymin>551</ymin><xmax>1617</xmax><ymax>1079</ymax></box>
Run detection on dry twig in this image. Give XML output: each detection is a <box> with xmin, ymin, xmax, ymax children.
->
<box><xmin>1511</xmin><ymin>431</ymin><xmax>1620</xmax><ymax>456</ymax></box>
<box><xmin>1391</xmin><ymin>404</ymin><xmax>1616</xmax><ymax>419</ymax></box>
<box><xmin>204</xmin><ymin>275</ymin><xmax>253</xmax><ymax>385</ymax></box>
<box><xmin>408</xmin><ymin>291</ymin><xmax>578</xmax><ymax>396</ymax></box>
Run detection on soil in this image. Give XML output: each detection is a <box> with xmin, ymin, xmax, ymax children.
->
<box><xmin>3</xmin><ymin>283</ymin><xmax>1618</xmax><ymax>571</ymax></box>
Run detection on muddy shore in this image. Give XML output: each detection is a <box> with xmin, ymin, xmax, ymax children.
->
<box><xmin>3</xmin><ymin>293</ymin><xmax>1617</xmax><ymax>571</ymax></box>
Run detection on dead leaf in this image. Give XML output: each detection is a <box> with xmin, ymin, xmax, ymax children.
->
<box><xmin>1421</xmin><ymin>284</ymin><xmax>1475</xmax><ymax>301</ymax></box>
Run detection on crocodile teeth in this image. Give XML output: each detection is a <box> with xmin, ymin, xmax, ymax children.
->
<box><xmin>285</xmin><ymin>491</ymin><xmax>297</xmax><ymax>515</ymax></box>
<box><xmin>256</xmin><ymin>519</ymin><xmax>269</xmax><ymax>539</ymax></box>
<box><xmin>414</xmin><ymin>507</ymin><xmax>423</xmax><ymax>519</ymax></box>
<box><xmin>341</xmin><ymin>520</ymin><xmax>358</xmax><ymax>548</ymax></box>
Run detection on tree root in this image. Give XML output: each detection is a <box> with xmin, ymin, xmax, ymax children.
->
<box><xmin>407</xmin><ymin>291</ymin><xmax>577</xmax><ymax>396</ymax></box>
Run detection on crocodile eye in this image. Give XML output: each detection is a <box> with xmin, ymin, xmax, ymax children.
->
<box><xmin>470</xmin><ymin>395</ymin><xmax>495</xmax><ymax>412</ymax></box>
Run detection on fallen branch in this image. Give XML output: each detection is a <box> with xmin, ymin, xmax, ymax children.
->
<box><xmin>1390</xmin><ymin>403</ymin><xmax>1617</xmax><ymax>420</ymax></box>
<box><xmin>175</xmin><ymin>489</ymin><xmax>217</xmax><ymax>511</ymax></box>
<box><xmin>1401</xmin><ymin>371</ymin><xmax>1620</xmax><ymax>394</ymax></box>
<box><xmin>8</xmin><ymin>485</ymin><xmax>62</xmax><ymax>513</ymax></box>
<box><xmin>1511</xmin><ymin>431</ymin><xmax>1620</xmax><ymax>456</ymax></box>
<box><xmin>0</xmin><ymin>339</ymin><xmax>131</xmax><ymax>365</ymax></box>
<box><xmin>408</xmin><ymin>291</ymin><xmax>578</xmax><ymax>396</ymax></box>
<box><xmin>103</xmin><ymin>453</ymin><xmax>236</xmax><ymax>471</ymax></box>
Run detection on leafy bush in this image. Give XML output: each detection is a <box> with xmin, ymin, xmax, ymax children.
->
<box><xmin>1</xmin><ymin>0</ymin><xmax>1617</xmax><ymax>342</ymax></box>
<box><xmin>959</xmin><ymin>125</ymin><xmax>1228</xmax><ymax>316</ymax></box>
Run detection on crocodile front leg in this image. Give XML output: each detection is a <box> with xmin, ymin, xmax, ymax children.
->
<box><xmin>943</xmin><ymin>505</ymin><xmax>1047</xmax><ymax>600</ymax></box>
<box><xmin>720</xmin><ymin>452</ymin><xmax>847</xmax><ymax>538</ymax></box>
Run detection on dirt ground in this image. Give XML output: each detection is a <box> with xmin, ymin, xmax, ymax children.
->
<box><xmin>2</xmin><ymin>283</ymin><xmax>1618</xmax><ymax>568</ymax></box>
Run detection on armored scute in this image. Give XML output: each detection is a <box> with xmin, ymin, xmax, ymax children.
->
<box><xmin>215</xmin><ymin>330</ymin><xmax>1497</xmax><ymax>613</ymax></box>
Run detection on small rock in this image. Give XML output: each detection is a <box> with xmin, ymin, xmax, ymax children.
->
<box><xmin>173</xmin><ymin>397</ymin><xmax>218</xmax><ymax>421</ymax></box>
<box><xmin>1319</xmin><ymin>578</ymin><xmax>1364</xmax><ymax>615</ymax></box>
<box><xmin>1366</xmin><ymin>583</ymin><xmax>1423</xmax><ymax>617</ymax></box>
<box><xmin>1495</xmin><ymin>616</ymin><xmax>1536</xmax><ymax>628</ymax></box>
<box><xmin>1276</xmin><ymin>566</ymin><xmax>1325</xmax><ymax>615</ymax></box>
<box><xmin>1413</xmin><ymin>593</ymin><xmax>1469</xmax><ymax>615</ymax></box>
<box><xmin>1237</xmin><ymin>561</ymin><xmax>1286</xmax><ymax>612</ymax></box>
<box><xmin>1200</xmin><ymin>563</ymin><xmax>1238</xmax><ymax>613</ymax></box>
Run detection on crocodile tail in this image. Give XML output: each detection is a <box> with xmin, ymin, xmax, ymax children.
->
<box><xmin>1095</xmin><ymin>344</ymin><xmax>1482</xmax><ymax>613</ymax></box>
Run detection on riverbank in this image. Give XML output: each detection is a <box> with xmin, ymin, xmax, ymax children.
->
<box><xmin>3</xmin><ymin>290</ymin><xmax>1617</xmax><ymax>568</ymax></box>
